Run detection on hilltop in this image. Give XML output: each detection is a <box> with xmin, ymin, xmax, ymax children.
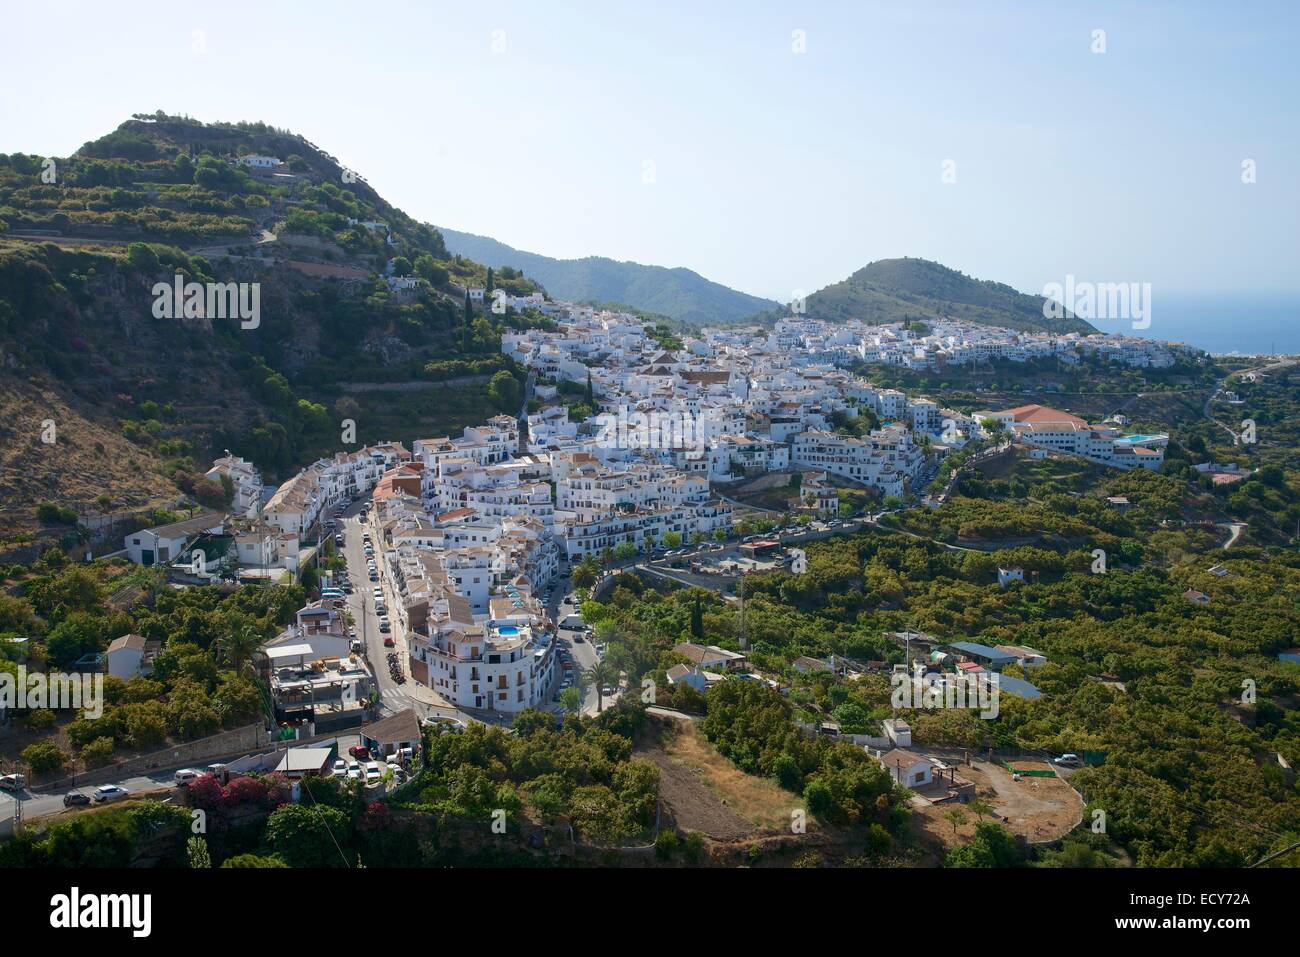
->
<box><xmin>765</xmin><ymin>257</ymin><xmax>1097</xmax><ymax>335</ymax></box>
<box><xmin>437</xmin><ymin>226</ymin><xmax>780</xmax><ymax>325</ymax></box>
<box><xmin>0</xmin><ymin>113</ymin><xmax>545</xmax><ymax>543</ymax></box>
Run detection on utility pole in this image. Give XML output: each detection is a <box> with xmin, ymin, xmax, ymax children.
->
<box><xmin>13</xmin><ymin>759</ymin><xmax>22</xmax><ymax>834</ymax></box>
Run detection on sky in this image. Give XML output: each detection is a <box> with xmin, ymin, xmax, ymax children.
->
<box><xmin>3</xmin><ymin>0</ymin><xmax>1298</xmax><ymax>311</ymax></box>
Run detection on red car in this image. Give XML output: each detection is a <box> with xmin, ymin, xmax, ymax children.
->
<box><xmin>383</xmin><ymin>636</ymin><xmax>395</xmax><ymax>647</ymax></box>
<box><xmin>348</xmin><ymin>745</ymin><xmax>370</xmax><ymax>760</ymax></box>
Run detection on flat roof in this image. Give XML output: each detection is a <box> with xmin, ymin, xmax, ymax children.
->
<box><xmin>267</xmin><ymin>643</ymin><xmax>314</xmax><ymax>659</ymax></box>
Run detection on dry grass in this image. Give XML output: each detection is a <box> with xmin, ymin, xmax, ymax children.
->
<box><xmin>0</xmin><ymin>378</ymin><xmax>177</xmax><ymax>538</ymax></box>
<box><xmin>638</xmin><ymin>716</ymin><xmax>803</xmax><ymax>839</ymax></box>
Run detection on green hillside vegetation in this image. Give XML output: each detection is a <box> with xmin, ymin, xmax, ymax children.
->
<box><xmin>0</xmin><ymin>554</ymin><xmax>304</xmax><ymax>778</ymax></box>
<box><xmin>580</xmin><ymin>528</ymin><xmax>1300</xmax><ymax>867</ymax></box>
<box><xmin>437</xmin><ymin>225</ymin><xmax>781</xmax><ymax>325</ymax></box>
<box><xmin>0</xmin><ymin>113</ymin><xmax>548</xmax><ymax>536</ymax></box>
<box><xmin>769</xmin><ymin>257</ymin><xmax>1097</xmax><ymax>335</ymax></box>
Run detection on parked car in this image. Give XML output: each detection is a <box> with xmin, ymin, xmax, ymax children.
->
<box><xmin>383</xmin><ymin>635</ymin><xmax>395</xmax><ymax>647</ymax></box>
<box><xmin>173</xmin><ymin>768</ymin><xmax>203</xmax><ymax>786</ymax></box>
<box><xmin>92</xmin><ymin>785</ymin><xmax>130</xmax><ymax>803</ymax></box>
<box><xmin>365</xmin><ymin>762</ymin><xmax>382</xmax><ymax>783</ymax></box>
<box><xmin>347</xmin><ymin>762</ymin><xmax>362</xmax><ymax>781</ymax></box>
<box><xmin>0</xmin><ymin>773</ymin><xmax>27</xmax><ymax>792</ymax></box>
<box><xmin>348</xmin><ymin>744</ymin><xmax>371</xmax><ymax>760</ymax></box>
<box><xmin>63</xmin><ymin>791</ymin><xmax>91</xmax><ymax>807</ymax></box>
<box><xmin>332</xmin><ymin>759</ymin><xmax>348</xmax><ymax>777</ymax></box>
<box><xmin>1053</xmin><ymin>753</ymin><xmax>1084</xmax><ymax>768</ymax></box>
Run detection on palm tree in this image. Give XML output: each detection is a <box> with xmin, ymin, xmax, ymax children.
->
<box><xmin>217</xmin><ymin>624</ymin><xmax>264</xmax><ymax>674</ymax></box>
<box><xmin>582</xmin><ymin>659</ymin><xmax>620</xmax><ymax>713</ymax></box>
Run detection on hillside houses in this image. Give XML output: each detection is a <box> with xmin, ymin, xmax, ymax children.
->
<box><xmin>977</xmin><ymin>404</ymin><xmax>1167</xmax><ymax>471</ymax></box>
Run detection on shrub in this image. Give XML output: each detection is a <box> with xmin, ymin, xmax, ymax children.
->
<box><xmin>655</xmin><ymin>829</ymin><xmax>679</xmax><ymax>859</ymax></box>
<box><xmin>81</xmin><ymin>736</ymin><xmax>116</xmax><ymax>768</ymax></box>
<box><xmin>24</xmin><ymin>708</ymin><xmax>56</xmax><ymax>730</ymax></box>
<box><xmin>20</xmin><ymin>741</ymin><xmax>68</xmax><ymax>774</ymax></box>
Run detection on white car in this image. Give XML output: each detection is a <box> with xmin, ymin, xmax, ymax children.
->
<box><xmin>92</xmin><ymin>784</ymin><xmax>130</xmax><ymax>803</ymax></box>
<box><xmin>173</xmin><ymin>768</ymin><xmax>203</xmax><ymax>786</ymax></box>
<box><xmin>332</xmin><ymin>759</ymin><xmax>348</xmax><ymax>777</ymax></box>
<box><xmin>0</xmin><ymin>773</ymin><xmax>26</xmax><ymax>792</ymax></box>
<box><xmin>347</xmin><ymin>762</ymin><xmax>362</xmax><ymax>780</ymax></box>
<box><xmin>1053</xmin><ymin>754</ymin><xmax>1084</xmax><ymax>768</ymax></box>
<box><xmin>365</xmin><ymin>762</ymin><xmax>382</xmax><ymax>783</ymax></box>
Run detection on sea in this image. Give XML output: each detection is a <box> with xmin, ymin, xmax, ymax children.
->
<box><xmin>1085</xmin><ymin>294</ymin><xmax>1299</xmax><ymax>356</ymax></box>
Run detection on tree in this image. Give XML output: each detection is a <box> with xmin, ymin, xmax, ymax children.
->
<box><xmin>583</xmin><ymin>659</ymin><xmax>620</xmax><ymax>713</ymax></box>
<box><xmin>559</xmin><ymin>686</ymin><xmax>582</xmax><ymax>713</ymax></box>
<box><xmin>570</xmin><ymin>557</ymin><xmax>599</xmax><ymax>589</ymax></box>
<box><xmin>463</xmin><ymin>289</ymin><xmax>473</xmax><ymax>352</ymax></box>
<box><xmin>390</xmin><ymin>256</ymin><xmax>412</xmax><ymax>277</ymax></box>
<box><xmin>264</xmin><ymin>804</ymin><xmax>351</xmax><ymax>868</ymax></box>
<box><xmin>414</xmin><ymin>254</ymin><xmax>448</xmax><ymax>286</ymax></box>
<box><xmin>126</xmin><ymin>242</ymin><xmax>160</xmax><ymax>273</ymax></box>
<box><xmin>488</xmin><ymin>371</ymin><xmax>522</xmax><ymax>412</ymax></box>
<box><xmin>945</xmin><ymin>821</ymin><xmax>1023</xmax><ymax>868</ymax></box>
<box><xmin>944</xmin><ymin>807</ymin><xmax>968</xmax><ymax>836</ymax></box>
<box><xmin>334</xmin><ymin>395</ymin><xmax>362</xmax><ymax>422</ymax></box>
<box><xmin>221</xmin><ymin>853</ymin><xmax>288</xmax><ymax>868</ymax></box>
<box><xmin>80</xmin><ymin>736</ymin><xmax>115</xmax><ymax>768</ymax></box>
<box><xmin>585</xmin><ymin>371</ymin><xmax>594</xmax><ymax>407</ymax></box>
<box><xmin>690</xmin><ymin>593</ymin><xmax>704</xmax><ymax>640</ymax></box>
<box><xmin>187</xmin><ymin>836</ymin><xmax>212</xmax><ymax>868</ymax></box>
<box><xmin>21</xmin><ymin>741</ymin><xmax>67</xmax><ymax>774</ymax></box>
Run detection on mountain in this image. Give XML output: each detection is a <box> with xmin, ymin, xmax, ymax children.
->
<box><xmin>0</xmin><ymin>113</ymin><xmax>541</xmax><ymax>544</ymax></box>
<box><xmin>774</xmin><ymin>257</ymin><xmax>1096</xmax><ymax>335</ymax></box>
<box><xmin>437</xmin><ymin>226</ymin><xmax>780</xmax><ymax>325</ymax></box>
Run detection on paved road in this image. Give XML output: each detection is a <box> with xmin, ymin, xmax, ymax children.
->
<box><xmin>1</xmin><ymin>772</ymin><xmax>178</xmax><ymax>823</ymax></box>
<box><xmin>553</xmin><ymin>584</ymin><xmax>603</xmax><ymax>716</ymax></box>
<box><xmin>335</xmin><ymin>505</ymin><xmax>468</xmax><ymax>725</ymax></box>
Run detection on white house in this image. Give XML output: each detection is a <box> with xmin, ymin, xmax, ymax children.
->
<box><xmin>105</xmin><ymin>633</ymin><xmax>148</xmax><ymax>680</ymax></box>
<box><xmin>879</xmin><ymin>749</ymin><xmax>934</xmax><ymax>788</ymax></box>
<box><xmin>882</xmin><ymin>718</ymin><xmax>912</xmax><ymax>748</ymax></box>
<box><xmin>124</xmin><ymin>512</ymin><xmax>225</xmax><ymax>566</ymax></box>
<box><xmin>236</xmin><ymin>154</ymin><xmax>283</xmax><ymax>169</ymax></box>
<box><xmin>997</xmin><ymin>566</ymin><xmax>1025</xmax><ymax>587</ymax></box>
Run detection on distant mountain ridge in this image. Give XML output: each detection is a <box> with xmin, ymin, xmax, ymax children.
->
<box><xmin>437</xmin><ymin>226</ymin><xmax>781</xmax><ymax>325</ymax></box>
<box><xmin>780</xmin><ymin>257</ymin><xmax>1096</xmax><ymax>335</ymax></box>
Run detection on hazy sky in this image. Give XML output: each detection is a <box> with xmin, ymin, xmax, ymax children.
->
<box><xmin>3</xmin><ymin>0</ymin><xmax>1297</xmax><ymax>304</ymax></box>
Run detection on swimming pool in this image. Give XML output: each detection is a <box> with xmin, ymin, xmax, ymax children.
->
<box><xmin>498</xmin><ymin>626</ymin><xmax>520</xmax><ymax>636</ymax></box>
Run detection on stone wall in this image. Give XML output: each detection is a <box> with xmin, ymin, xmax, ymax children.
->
<box><xmin>39</xmin><ymin>723</ymin><xmax>270</xmax><ymax>791</ymax></box>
